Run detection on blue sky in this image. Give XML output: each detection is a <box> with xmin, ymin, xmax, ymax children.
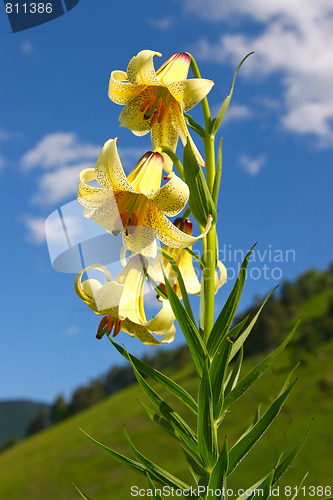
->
<box><xmin>1</xmin><ymin>0</ymin><xmax>332</xmax><ymax>403</ymax></box>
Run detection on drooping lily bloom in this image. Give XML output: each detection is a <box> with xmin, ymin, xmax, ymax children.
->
<box><xmin>74</xmin><ymin>255</ymin><xmax>176</xmax><ymax>345</ymax></box>
<box><xmin>77</xmin><ymin>138</ymin><xmax>212</xmax><ymax>258</ymax></box>
<box><xmin>150</xmin><ymin>218</ymin><xmax>227</xmax><ymax>297</ymax></box>
<box><xmin>108</xmin><ymin>50</ymin><xmax>214</xmax><ymax>172</ymax></box>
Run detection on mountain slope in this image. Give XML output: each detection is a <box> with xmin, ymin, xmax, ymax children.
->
<box><xmin>0</xmin><ymin>337</ymin><xmax>332</xmax><ymax>499</ymax></box>
<box><xmin>0</xmin><ymin>400</ymin><xmax>49</xmax><ymax>447</ymax></box>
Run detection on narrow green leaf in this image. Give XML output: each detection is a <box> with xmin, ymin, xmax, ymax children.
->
<box><xmin>146</xmin><ymin>472</ymin><xmax>164</xmax><ymax>500</ymax></box>
<box><xmin>211</xmin><ymin>53</ymin><xmax>254</xmax><ymax>136</ymax></box>
<box><xmin>229</xmin><ymin>287</ymin><xmax>278</xmax><ymax>362</ymax></box>
<box><xmin>277</xmin><ymin>360</ymin><xmax>300</xmax><ymax>397</ymax></box>
<box><xmin>273</xmin><ymin>421</ymin><xmax>313</xmax><ymax>485</ymax></box>
<box><xmin>146</xmin><ymin>273</ymin><xmax>168</xmax><ymax>300</ymax></box>
<box><xmin>139</xmin><ymin>400</ymin><xmax>176</xmax><ymax>439</ymax></box>
<box><xmin>234</xmin><ymin>405</ymin><xmax>261</xmax><ymax>445</ymax></box>
<box><xmin>161</xmin><ymin>247</ymin><xmax>196</xmax><ymax>324</ymax></box>
<box><xmin>109</xmin><ymin>338</ymin><xmax>198</xmax><ymax>414</ymax></box>
<box><xmin>73</xmin><ymin>484</ymin><xmax>91</xmax><ymax>500</ymax></box>
<box><xmin>228</xmin><ymin>316</ymin><xmax>249</xmax><ymax>341</ymax></box>
<box><xmin>212</xmin><ymin>138</ymin><xmax>223</xmax><ymax>206</ymax></box>
<box><xmin>237</xmin><ymin>469</ymin><xmax>275</xmax><ymax>500</ymax></box>
<box><xmin>183</xmin><ymin>449</ymin><xmax>208</xmax><ymax>482</ymax></box>
<box><xmin>234</xmin><ymin>476</ymin><xmax>267</xmax><ymax>500</ymax></box>
<box><xmin>210</xmin><ymin>338</ymin><xmax>233</xmax><ymax>420</ymax></box>
<box><xmin>224</xmin><ymin>323</ymin><xmax>299</xmax><ymax>412</ymax></box>
<box><xmin>228</xmin><ymin>381</ymin><xmax>296</xmax><ymax>475</ymax></box>
<box><xmin>198</xmin><ymin>360</ymin><xmax>218</xmax><ymax>468</ymax></box>
<box><xmin>125</xmin><ymin>349</ymin><xmax>199</xmax><ymax>457</ymax></box>
<box><xmin>124</xmin><ymin>428</ymin><xmax>191</xmax><ymax>491</ymax></box>
<box><xmin>223</xmin><ymin>346</ymin><xmax>244</xmax><ymax>400</ymax></box>
<box><xmin>183</xmin><ymin>140</ymin><xmax>217</xmax><ymax>227</ymax></box>
<box><xmin>184</xmin><ymin>112</ymin><xmax>205</xmax><ymax>138</ymax></box>
<box><xmin>164</xmin><ymin>273</ymin><xmax>207</xmax><ymax>376</ymax></box>
<box><xmin>208</xmin><ymin>437</ymin><xmax>229</xmax><ymax>496</ymax></box>
<box><xmin>253</xmin><ymin>469</ymin><xmax>275</xmax><ymax>500</ymax></box>
<box><xmin>79</xmin><ymin>427</ymin><xmax>146</xmax><ymax>476</ymax></box>
<box><xmin>290</xmin><ymin>472</ymin><xmax>309</xmax><ymax>500</ymax></box>
<box><xmin>207</xmin><ymin>245</ymin><xmax>256</xmax><ymax>358</ymax></box>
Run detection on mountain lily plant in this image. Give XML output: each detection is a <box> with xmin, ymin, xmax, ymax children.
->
<box><xmin>60</xmin><ymin>50</ymin><xmax>312</xmax><ymax>499</ymax></box>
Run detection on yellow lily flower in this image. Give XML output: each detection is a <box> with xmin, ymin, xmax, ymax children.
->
<box><xmin>77</xmin><ymin>138</ymin><xmax>212</xmax><ymax>258</ymax></box>
<box><xmin>151</xmin><ymin>218</ymin><xmax>227</xmax><ymax>297</ymax></box>
<box><xmin>108</xmin><ymin>50</ymin><xmax>214</xmax><ymax>172</ymax></box>
<box><xmin>74</xmin><ymin>255</ymin><xmax>176</xmax><ymax>346</ymax></box>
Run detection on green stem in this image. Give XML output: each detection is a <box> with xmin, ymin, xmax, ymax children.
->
<box><xmin>155</xmin><ymin>146</ymin><xmax>184</xmax><ymax>179</ymax></box>
<box><xmin>189</xmin><ymin>53</ymin><xmax>219</xmax><ymax>344</ymax></box>
<box><xmin>203</xmin><ymin>131</ymin><xmax>217</xmax><ymax>344</ymax></box>
<box><xmin>188</xmin><ymin>54</ymin><xmax>211</xmax><ymax>131</ymax></box>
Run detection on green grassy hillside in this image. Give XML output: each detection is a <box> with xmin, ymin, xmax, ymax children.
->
<box><xmin>0</xmin><ymin>400</ymin><xmax>49</xmax><ymax>447</ymax></box>
<box><xmin>0</xmin><ymin>334</ymin><xmax>332</xmax><ymax>499</ymax></box>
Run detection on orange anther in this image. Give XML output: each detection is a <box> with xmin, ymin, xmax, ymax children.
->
<box><xmin>113</xmin><ymin>319</ymin><xmax>122</xmax><ymax>337</ymax></box>
<box><xmin>150</xmin><ymin>111</ymin><xmax>159</xmax><ymax>127</ymax></box>
<box><xmin>140</xmin><ymin>98</ymin><xmax>150</xmax><ymax>113</ymax></box>
<box><xmin>97</xmin><ymin>315</ymin><xmax>108</xmax><ymax>333</ymax></box>
<box><xmin>107</xmin><ymin>316</ymin><xmax>115</xmax><ymax>335</ymax></box>
<box><xmin>158</xmin><ymin>104</ymin><xmax>166</xmax><ymax>123</ymax></box>
<box><xmin>120</xmin><ymin>210</ymin><xmax>129</xmax><ymax>226</ymax></box>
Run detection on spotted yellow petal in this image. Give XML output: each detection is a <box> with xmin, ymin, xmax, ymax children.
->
<box><xmin>151</xmin><ymin>105</ymin><xmax>180</xmax><ymax>173</ymax></box>
<box><xmin>93</xmin><ymin>280</ymin><xmax>124</xmax><ymax>313</ymax></box>
<box><xmin>215</xmin><ymin>261</ymin><xmax>227</xmax><ymax>292</ymax></box>
<box><xmin>127</xmin><ymin>152</ymin><xmax>163</xmax><ymax>194</ymax></box>
<box><xmin>153</xmin><ymin>213</ymin><xmax>213</xmax><ymax>248</ymax></box>
<box><xmin>122</xmin><ymin>226</ymin><xmax>158</xmax><ymax>259</ymax></box>
<box><xmin>119</xmin><ymin>87</ymin><xmax>157</xmax><ymax>134</ymax></box>
<box><xmin>156</xmin><ymin>52</ymin><xmax>191</xmax><ymax>85</ymax></box>
<box><xmin>127</xmin><ymin>50</ymin><xmax>162</xmax><ymax>86</ymax></box>
<box><xmin>146</xmin><ymin>172</ymin><xmax>189</xmax><ymax>216</ymax></box>
<box><xmin>171</xmin><ymin>110</ymin><xmax>205</xmax><ymax>166</ymax></box>
<box><xmin>145</xmin><ymin>299</ymin><xmax>176</xmax><ymax>333</ymax></box>
<box><xmin>108</xmin><ymin>70</ymin><xmax>144</xmax><ymax>105</ymax></box>
<box><xmin>95</xmin><ymin>139</ymin><xmax>135</xmax><ymax>192</ymax></box>
<box><xmin>74</xmin><ymin>264</ymin><xmax>113</xmax><ymax>314</ymax></box>
<box><xmin>176</xmin><ymin>249</ymin><xmax>201</xmax><ymax>295</ymax></box>
<box><xmin>167</xmin><ymin>78</ymin><xmax>214</xmax><ymax>112</ymax></box>
<box><xmin>78</xmin><ymin>169</ymin><xmax>106</xmax><ymax>207</ymax></box>
<box><xmin>118</xmin><ymin>254</ymin><xmax>147</xmax><ymax>324</ymax></box>
<box><xmin>122</xmin><ymin>319</ymin><xmax>176</xmax><ymax>345</ymax></box>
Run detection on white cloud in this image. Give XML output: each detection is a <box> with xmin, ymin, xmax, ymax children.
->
<box><xmin>22</xmin><ymin>132</ymin><xmax>100</xmax><ymax>170</ymax></box>
<box><xmin>147</xmin><ymin>17</ymin><xmax>174</xmax><ymax>30</ymax></box>
<box><xmin>221</xmin><ymin>103</ymin><xmax>252</xmax><ymax>124</ymax></box>
<box><xmin>0</xmin><ymin>129</ymin><xmax>11</xmax><ymax>142</ymax></box>
<box><xmin>25</xmin><ymin>216</ymin><xmax>47</xmax><ymax>244</ymax></box>
<box><xmin>239</xmin><ymin>154</ymin><xmax>266</xmax><ymax>175</ymax></box>
<box><xmin>32</xmin><ymin>163</ymin><xmax>92</xmax><ymax>206</ymax></box>
<box><xmin>189</xmin><ymin>0</ymin><xmax>333</xmax><ymax>146</ymax></box>
<box><xmin>63</xmin><ymin>325</ymin><xmax>79</xmax><ymax>336</ymax></box>
<box><xmin>21</xmin><ymin>41</ymin><xmax>33</xmax><ymax>54</ymax></box>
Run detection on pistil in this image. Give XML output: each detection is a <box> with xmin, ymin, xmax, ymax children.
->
<box><xmin>140</xmin><ymin>88</ymin><xmax>171</xmax><ymax>126</ymax></box>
